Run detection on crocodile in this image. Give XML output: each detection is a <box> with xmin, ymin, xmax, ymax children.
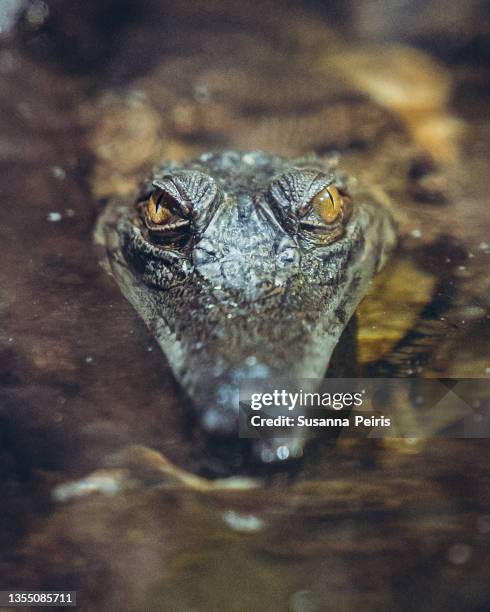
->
<box><xmin>90</xmin><ymin>1</ymin><xmax>464</xmax><ymax>466</ymax></box>
<box><xmin>97</xmin><ymin>150</ymin><xmax>395</xmax><ymax>461</ymax></box>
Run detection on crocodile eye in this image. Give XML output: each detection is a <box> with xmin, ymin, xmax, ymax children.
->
<box><xmin>268</xmin><ymin>169</ymin><xmax>351</xmax><ymax>238</ymax></box>
<box><xmin>311</xmin><ymin>185</ymin><xmax>343</xmax><ymax>223</ymax></box>
<box><xmin>147</xmin><ymin>191</ymin><xmax>172</xmax><ymax>225</ymax></box>
<box><xmin>139</xmin><ymin>188</ymin><xmax>190</xmax><ymax>240</ymax></box>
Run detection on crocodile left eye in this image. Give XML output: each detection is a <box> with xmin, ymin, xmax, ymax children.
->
<box><xmin>311</xmin><ymin>185</ymin><xmax>343</xmax><ymax>223</ymax></box>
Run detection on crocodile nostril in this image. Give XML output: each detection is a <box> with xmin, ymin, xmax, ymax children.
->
<box><xmin>277</xmin><ymin>246</ymin><xmax>300</xmax><ymax>268</ymax></box>
<box><xmin>276</xmin><ymin>237</ymin><xmax>300</xmax><ymax>269</ymax></box>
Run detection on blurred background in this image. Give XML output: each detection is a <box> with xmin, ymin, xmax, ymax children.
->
<box><xmin>0</xmin><ymin>2</ymin><xmax>489</xmax><ymax>611</ymax></box>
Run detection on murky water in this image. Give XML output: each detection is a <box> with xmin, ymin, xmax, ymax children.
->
<box><xmin>0</xmin><ymin>1</ymin><xmax>489</xmax><ymax>610</ymax></box>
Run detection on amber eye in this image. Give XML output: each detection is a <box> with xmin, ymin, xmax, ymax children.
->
<box><xmin>139</xmin><ymin>189</ymin><xmax>190</xmax><ymax>240</ymax></box>
<box><xmin>311</xmin><ymin>185</ymin><xmax>343</xmax><ymax>223</ymax></box>
<box><xmin>146</xmin><ymin>191</ymin><xmax>172</xmax><ymax>225</ymax></box>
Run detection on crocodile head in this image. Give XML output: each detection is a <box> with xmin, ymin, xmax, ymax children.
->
<box><xmin>97</xmin><ymin>151</ymin><xmax>395</xmax><ymax>464</ymax></box>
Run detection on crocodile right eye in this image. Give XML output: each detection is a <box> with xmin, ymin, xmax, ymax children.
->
<box><xmin>147</xmin><ymin>191</ymin><xmax>173</xmax><ymax>225</ymax></box>
<box><xmin>140</xmin><ymin>189</ymin><xmax>190</xmax><ymax>236</ymax></box>
<box><xmin>141</xmin><ymin>171</ymin><xmax>221</xmax><ymax>239</ymax></box>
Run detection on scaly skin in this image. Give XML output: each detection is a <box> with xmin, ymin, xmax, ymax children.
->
<box><xmin>96</xmin><ymin>150</ymin><xmax>395</xmax><ymax>462</ymax></box>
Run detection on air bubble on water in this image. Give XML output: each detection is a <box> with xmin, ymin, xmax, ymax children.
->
<box><xmin>276</xmin><ymin>445</ymin><xmax>290</xmax><ymax>460</ymax></box>
<box><xmin>26</xmin><ymin>0</ymin><xmax>49</xmax><ymax>27</ymax></box>
<box><xmin>410</xmin><ymin>228</ymin><xmax>422</xmax><ymax>238</ymax></box>
<box><xmin>85</xmin><ymin>356</ymin><xmax>94</xmax><ymax>363</ymax></box>
<box><xmin>290</xmin><ymin>445</ymin><xmax>304</xmax><ymax>459</ymax></box>
<box><xmin>447</xmin><ymin>543</ymin><xmax>472</xmax><ymax>565</ymax></box>
<box><xmin>260</xmin><ymin>448</ymin><xmax>275</xmax><ymax>463</ymax></box>
<box><xmin>222</xmin><ymin>510</ymin><xmax>264</xmax><ymax>532</ymax></box>
<box><xmin>47</xmin><ymin>212</ymin><xmax>62</xmax><ymax>222</ymax></box>
<box><xmin>50</xmin><ymin>165</ymin><xmax>66</xmax><ymax>180</ymax></box>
